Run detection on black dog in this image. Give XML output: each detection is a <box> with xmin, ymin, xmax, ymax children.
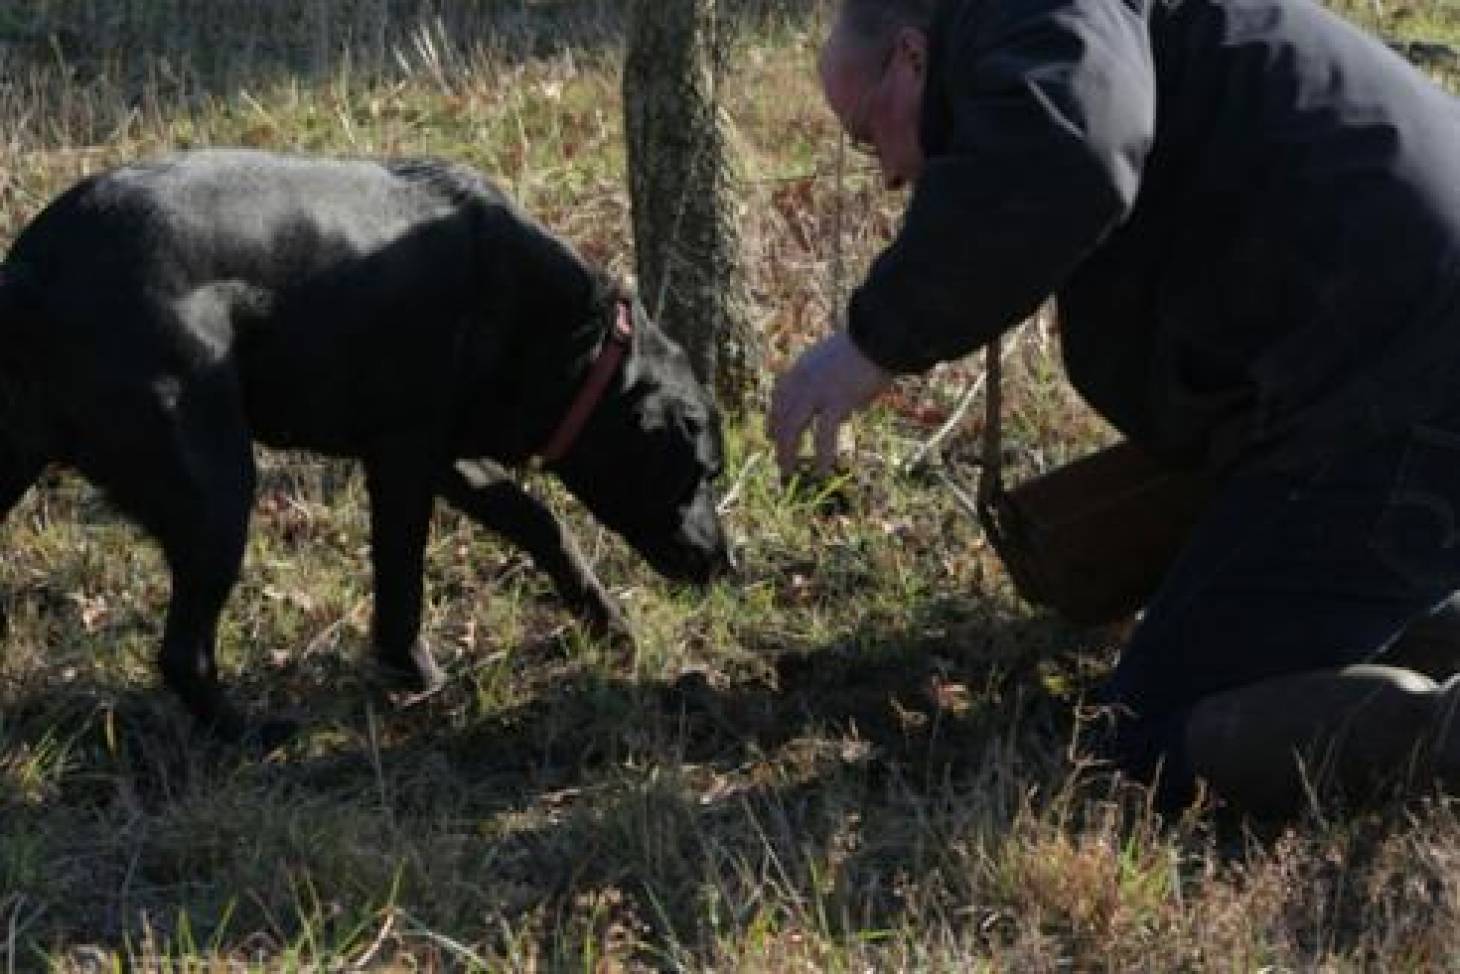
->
<box><xmin>0</xmin><ymin>148</ymin><xmax>730</xmax><ymax>740</ymax></box>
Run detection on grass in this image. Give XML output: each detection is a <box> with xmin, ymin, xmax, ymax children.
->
<box><xmin>1</xmin><ymin>0</ymin><xmax>1459</xmax><ymax>969</ymax></box>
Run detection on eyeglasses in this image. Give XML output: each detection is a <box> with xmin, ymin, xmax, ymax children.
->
<box><xmin>846</xmin><ymin>44</ymin><xmax>895</xmax><ymax>157</ymax></box>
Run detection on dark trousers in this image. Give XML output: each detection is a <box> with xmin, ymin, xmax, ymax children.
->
<box><xmin>1101</xmin><ymin>409</ymin><xmax>1460</xmax><ymax>805</ymax></box>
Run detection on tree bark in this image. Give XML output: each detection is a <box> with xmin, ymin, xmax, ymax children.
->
<box><xmin>624</xmin><ymin>0</ymin><xmax>757</xmax><ymax>406</ymax></box>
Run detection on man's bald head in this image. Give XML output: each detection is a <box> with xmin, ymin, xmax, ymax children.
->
<box><xmin>836</xmin><ymin>0</ymin><xmax>938</xmax><ymax>53</ymax></box>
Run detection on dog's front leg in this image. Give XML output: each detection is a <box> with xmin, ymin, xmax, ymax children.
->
<box><xmin>440</xmin><ymin>460</ymin><xmax>633</xmax><ymax>648</ymax></box>
<box><xmin>364</xmin><ymin>449</ymin><xmax>447</xmax><ymax>693</ymax></box>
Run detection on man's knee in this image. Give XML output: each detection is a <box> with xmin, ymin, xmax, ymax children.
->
<box><xmin>1183</xmin><ymin>665</ymin><xmax>1449</xmax><ymax>817</ymax></box>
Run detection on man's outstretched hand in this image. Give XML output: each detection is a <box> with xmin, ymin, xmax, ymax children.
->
<box><xmin>769</xmin><ymin>329</ymin><xmax>893</xmax><ymax>478</ymax></box>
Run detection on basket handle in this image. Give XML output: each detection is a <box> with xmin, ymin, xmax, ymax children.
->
<box><xmin>974</xmin><ymin>335</ymin><xmax>1053</xmax><ymax>605</ymax></box>
<box><xmin>977</xmin><ymin>337</ymin><xmax>1004</xmax><ymax>512</ymax></box>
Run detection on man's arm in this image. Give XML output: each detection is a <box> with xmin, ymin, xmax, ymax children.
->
<box><xmin>849</xmin><ymin>0</ymin><xmax>1157</xmax><ymax>372</ymax></box>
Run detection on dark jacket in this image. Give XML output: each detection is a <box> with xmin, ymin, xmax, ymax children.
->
<box><xmin>848</xmin><ymin>0</ymin><xmax>1460</xmax><ymax>471</ymax></box>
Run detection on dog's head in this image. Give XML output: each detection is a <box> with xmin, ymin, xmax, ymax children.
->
<box><xmin>550</xmin><ymin>297</ymin><xmax>732</xmax><ymax>586</ymax></box>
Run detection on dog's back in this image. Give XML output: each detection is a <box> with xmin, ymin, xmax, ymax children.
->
<box><xmin>4</xmin><ymin>150</ymin><xmax>533</xmax><ymax>456</ymax></box>
<box><xmin>10</xmin><ymin>149</ymin><xmax>489</xmax><ymax>302</ymax></box>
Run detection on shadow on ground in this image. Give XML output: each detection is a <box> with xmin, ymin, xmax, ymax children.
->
<box><xmin>0</xmin><ymin>594</ymin><xmax>1114</xmax><ymax>961</ymax></box>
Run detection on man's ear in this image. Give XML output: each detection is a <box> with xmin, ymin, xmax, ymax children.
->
<box><xmin>894</xmin><ymin>26</ymin><xmax>929</xmax><ymax>75</ymax></box>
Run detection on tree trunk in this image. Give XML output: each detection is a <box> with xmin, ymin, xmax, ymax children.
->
<box><xmin>624</xmin><ymin>0</ymin><xmax>757</xmax><ymax>406</ymax></box>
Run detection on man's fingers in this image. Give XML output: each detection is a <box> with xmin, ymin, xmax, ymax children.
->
<box><xmin>774</xmin><ymin>422</ymin><xmax>803</xmax><ymax>477</ymax></box>
<box><xmin>771</xmin><ymin>381</ymin><xmax>810</xmax><ymax>476</ymax></box>
<box><xmin>812</xmin><ymin>406</ymin><xmax>843</xmax><ymax>477</ymax></box>
<box><xmin>768</xmin><ymin>330</ymin><xmax>888</xmax><ymax>479</ymax></box>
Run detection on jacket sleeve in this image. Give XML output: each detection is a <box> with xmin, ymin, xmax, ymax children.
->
<box><xmin>848</xmin><ymin>0</ymin><xmax>1157</xmax><ymax>373</ymax></box>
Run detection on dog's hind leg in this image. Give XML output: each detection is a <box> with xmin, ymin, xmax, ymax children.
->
<box><xmin>364</xmin><ymin>446</ymin><xmax>447</xmax><ymax>694</ymax></box>
<box><xmin>0</xmin><ymin>434</ymin><xmax>46</xmax><ymax>638</ymax></box>
<box><xmin>0</xmin><ymin>265</ymin><xmax>46</xmax><ymax>523</ymax></box>
<box><xmin>97</xmin><ymin>372</ymin><xmax>261</xmax><ymax>742</ymax></box>
<box><xmin>440</xmin><ymin>459</ymin><xmax>632</xmax><ymax>646</ymax></box>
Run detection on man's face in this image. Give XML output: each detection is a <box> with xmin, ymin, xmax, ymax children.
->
<box><xmin>819</xmin><ymin>17</ymin><xmax>928</xmax><ymax>190</ymax></box>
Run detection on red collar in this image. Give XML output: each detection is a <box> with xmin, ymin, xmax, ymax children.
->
<box><xmin>531</xmin><ymin>300</ymin><xmax>634</xmax><ymax>468</ymax></box>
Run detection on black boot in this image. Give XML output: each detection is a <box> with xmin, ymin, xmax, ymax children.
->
<box><xmin>1184</xmin><ymin>664</ymin><xmax>1458</xmax><ymax>817</ymax></box>
<box><xmin>1382</xmin><ymin>593</ymin><xmax>1460</xmax><ymax>679</ymax></box>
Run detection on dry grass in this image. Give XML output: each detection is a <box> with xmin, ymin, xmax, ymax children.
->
<box><xmin>1</xmin><ymin>1</ymin><xmax>1459</xmax><ymax>969</ymax></box>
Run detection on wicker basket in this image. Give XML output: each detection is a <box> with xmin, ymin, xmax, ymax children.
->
<box><xmin>975</xmin><ymin>340</ymin><xmax>1210</xmax><ymax>626</ymax></box>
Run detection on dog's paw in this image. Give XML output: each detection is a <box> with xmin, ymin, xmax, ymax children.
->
<box><xmin>372</xmin><ymin>638</ymin><xmax>448</xmax><ymax>701</ymax></box>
